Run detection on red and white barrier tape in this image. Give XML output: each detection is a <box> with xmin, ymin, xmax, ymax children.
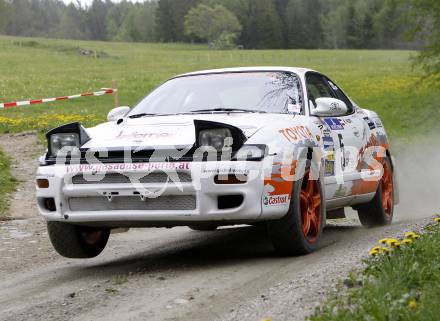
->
<box><xmin>0</xmin><ymin>88</ymin><xmax>117</xmax><ymax>109</ymax></box>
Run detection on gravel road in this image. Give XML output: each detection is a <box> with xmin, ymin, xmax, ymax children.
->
<box><xmin>0</xmin><ymin>132</ymin><xmax>435</xmax><ymax>321</ymax></box>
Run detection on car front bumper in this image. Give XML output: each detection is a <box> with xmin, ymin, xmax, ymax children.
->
<box><xmin>36</xmin><ymin>161</ymin><xmax>282</xmax><ymax>227</ymax></box>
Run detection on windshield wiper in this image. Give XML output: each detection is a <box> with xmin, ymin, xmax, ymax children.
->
<box><xmin>190</xmin><ymin>108</ymin><xmax>266</xmax><ymax>114</ymax></box>
<box><xmin>128</xmin><ymin>113</ymin><xmax>160</xmax><ymax>119</ymax></box>
<box><xmin>128</xmin><ymin>108</ymin><xmax>266</xmax><ymax>118</ymax></box>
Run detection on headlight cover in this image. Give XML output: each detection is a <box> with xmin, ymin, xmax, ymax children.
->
<box><xmin>198</xmin><ymin>128</ymin><xmax>232</xmax><ymax>151</ymax></box>
<box><xmin>45</xmin><ymin>122</ymin><xmax>90</xmax><ymax>162</ymax></box>
<box><xmin>50</xmin><ymin>133</ymin><xmax>80</xmax><ymax>156</ymax></box>
<box><xmin>194</xmin><ymin>120</ymin><xmax>247</xmax><ymax>153</ymax></box>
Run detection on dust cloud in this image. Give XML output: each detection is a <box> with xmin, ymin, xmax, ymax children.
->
<box><xmin>393</xmin><ymin>134</ymin><xmax>440</xmax><ymax>221</ymax></box>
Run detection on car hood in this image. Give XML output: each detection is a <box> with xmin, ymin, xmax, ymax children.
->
<box><xmin>82</xmin><ymin>113</ymin><xmax>279</xmax><ymax>149</ymax></box>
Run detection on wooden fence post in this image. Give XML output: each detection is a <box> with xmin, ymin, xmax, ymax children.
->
<box><xmin>112</xmin><ymin>80</ymin><xmax>120</xmax><ymax>108</ymax></box>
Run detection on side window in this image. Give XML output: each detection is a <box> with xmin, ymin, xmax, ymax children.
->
<box><xmin>306</xmin><ymin>73</ymin><xmax>337</xmax><ymax>108</ymax></box>
<box><xmin>325</xmin><ymin>78</ymin><xmax>354</xmax><ymax>113</ymax></box>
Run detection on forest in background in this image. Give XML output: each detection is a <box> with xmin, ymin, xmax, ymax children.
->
<box><xmin>0</xmin><ymin>0</ymin><xmax>424</xmax><ymax>49</ymax></box>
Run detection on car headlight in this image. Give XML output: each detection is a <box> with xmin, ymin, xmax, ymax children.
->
<box><xmin>44</xmin><ymin>122</ymin><xmax>90</xmax><ymax>164</ymax></box>
<box><xmin>49</xmin><ymin>133</ymin><xmax>80</xmax><ymax>156</ymax></box>
<box><xmin>233</xmin><ymin>144</ymin><xmax>267</xmax><ymax>161</ymax></box>
<box><xmin>198</xmin><ymin>128</ymin><xmax>232</xmax><ymax>151</ymax></box>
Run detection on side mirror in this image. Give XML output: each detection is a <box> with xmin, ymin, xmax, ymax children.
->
<box><xmin>310</xmin><ymin>98</ymin><xmax>348</xmax><ymax>117</ymax></box>
<box><xmin>107</xmin><ymin>106</ymin><xmax>130</xmax><ymax>122</ymax></box>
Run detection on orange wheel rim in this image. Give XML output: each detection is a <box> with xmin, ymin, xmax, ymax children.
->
<box><xmin>300</xmin><ymin>171</ymin><xmax>321</xmax><ymax>243</ymax></box>
<box><xmin>381</xmin><ymin>161</ymin><xmax>393</xmax><ymax>217</ymax></box>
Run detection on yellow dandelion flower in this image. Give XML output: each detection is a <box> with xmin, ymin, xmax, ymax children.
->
<box><xmin>386</xmin><ymin>239</ymin><xmax>399</xmax><ymax>247</ymax></box>
<box><xmin>408</xmin><ymin>300</ymin><xmax>417</xmax><ymax>310</ymax></box>
<box><xmin>405</xmin><ymin>232</ymin><xmax>420</xmax><ymax>239</ymax></box>
<box><xmin>402</xmin><ymin>239</ymin><xmax>413</xmax><ymax>245</ymax></box>
<box><xmin>369</xmin><ymin>246</ymin><xmax>381</xmax><ymax>255</ymax></box>
<box><xmin>434</xmin><ymin>217</ymin><xmax>440</xmax><ymax>223</ymax></box>
<box><xmin>390</xmin><ymin>241</ymin><xmax>401</xmax><ymax>248</ymax></box>
<box><xmin>380</xmin><ymin>247</ymin><xmax>392</xmax><ymax>254</ymax></box>
<box><xmin>379</xmin><ymin>238</ymin><xmax>389</xmax><ymax>245</ymax></box>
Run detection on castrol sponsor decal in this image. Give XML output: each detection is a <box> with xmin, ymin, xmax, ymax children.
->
<box><xmin>263</xmin><ymin>194</ymin><xmax>290</xmax><ymax>206</ymax></box>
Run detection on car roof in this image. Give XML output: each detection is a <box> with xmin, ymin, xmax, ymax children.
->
<box><xmin>174</xmin><ymin>66</ymin><xmax>317</xmax><ymax>78</ymax></box>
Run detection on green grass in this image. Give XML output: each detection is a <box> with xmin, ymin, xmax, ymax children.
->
<box><xmin>0</xmin><ymin>150</ymin><xmax>16</xmax><ymax>218</ymax></box>
<box><xmin>0</xmin><ymin>35</ymin><xmax>439</xmax><ymax>138</ymax></box>
<box><xmin>310</xmin><ymin>223</ymin><xmax>440</xmax><ymax>321</ymax></box>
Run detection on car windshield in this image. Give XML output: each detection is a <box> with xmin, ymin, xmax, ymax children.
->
<box><xmin>128</xmin><ymin>71</ymin><xmax>303</xmax><ymax>116</ymax></box>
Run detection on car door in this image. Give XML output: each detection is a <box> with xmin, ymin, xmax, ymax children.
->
<box><xmin>323</xmin><ymin>76</ymin><xmax>367</xmax><ymax>183</ymax></box>
<box><xmin>306</xmin><ymin>73</ymin><xmax>367</xmax><ymax>200</ymax></box>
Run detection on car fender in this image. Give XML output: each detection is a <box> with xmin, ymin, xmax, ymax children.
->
<box><xmin>360</xmin><ymin>109</ymin><xmax>399</xmax><ymax>205</ymax></box>
<box><xmin>246</xmin><ymin>116</ymin><xmax>325</xmax><ymax>220</ymax></box>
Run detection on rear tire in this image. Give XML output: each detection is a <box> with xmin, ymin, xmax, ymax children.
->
<box><xmin>47</xmin><ymin>222</ymin><xmax>110</xmax><ymax>258</ymax></box>
<box><xmin>267</xmin><ymin>169</ymin><xmax>325</xmax><ymax>256</ymax></box>
<box><xmin>356</xmin><ymin>158</ymin><xmax>394</xmax><ymax>227</ymax></box>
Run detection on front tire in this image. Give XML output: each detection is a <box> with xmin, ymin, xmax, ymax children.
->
<box><xmin>47</xmin><ymin>222</ymin><xmax>110</xmax><ymax>258</ymax></box>
<box><xmin>356</xmin><ymin>158</ymin><xmax>394</xmax><ymax>227</ymax></box>
<box><xmin>267</xmin><ymin>169</ymin><xmax>325</xmax><ymax>256</ymax></box>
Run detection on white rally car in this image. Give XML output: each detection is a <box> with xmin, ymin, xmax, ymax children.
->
<box><xmin>36</xmin><ymin>67</ymin><xmax>398</xmax><ymax>258</ymax></box>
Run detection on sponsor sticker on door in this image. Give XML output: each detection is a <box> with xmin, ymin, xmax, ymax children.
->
<box><xmin>324</xmin><ymin>118</ymin><xmax>344</xmax><ymax>130</ymax></box>
<box><xmin>263</xmin><ymin>194</ymin><xmax>290</xmax><ymax>206</ymax></box>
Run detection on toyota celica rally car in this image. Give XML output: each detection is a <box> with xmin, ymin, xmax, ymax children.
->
<box><xmin>36</xmin><ymin>67</ymin><xmax>399</xmax><ymax>258</ymax></box>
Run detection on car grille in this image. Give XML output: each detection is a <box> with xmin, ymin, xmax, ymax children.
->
<box><xmin>68</xmin><ymin>195</ymin><xmax>196</xmax><ymax>212</ymax></box>
<box><xmin>71</xmin><ymin>172</ymin><xmax>192</xmax><ymax>185</ymax></box>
